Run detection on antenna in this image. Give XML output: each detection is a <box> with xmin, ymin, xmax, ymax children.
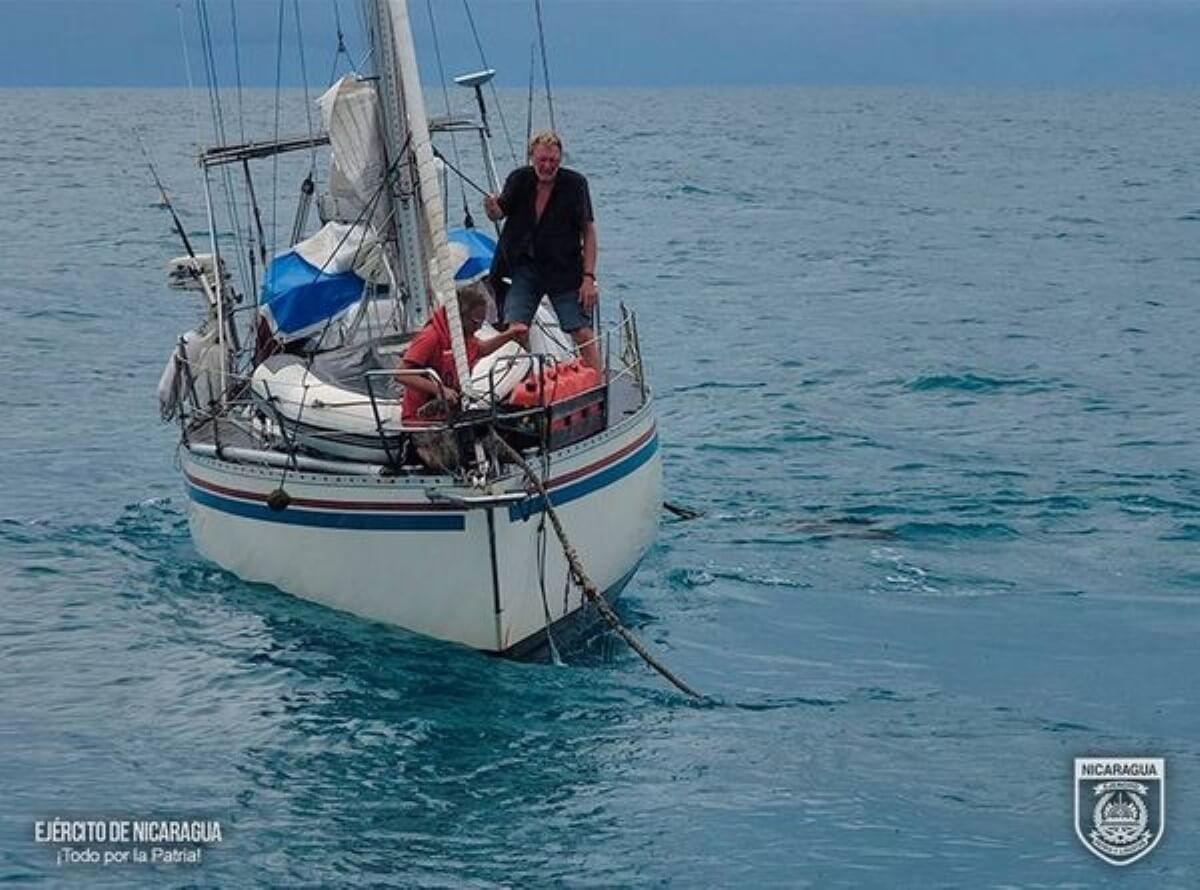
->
<box><xmin>455</xmin><ymin>67</ymin><xmax>502</xmax><ymax>231</ymax></box>
<box><xmin>453</xmin><ymin>68</ymin><xmax>496</xmax><ymax>89</ymax></box>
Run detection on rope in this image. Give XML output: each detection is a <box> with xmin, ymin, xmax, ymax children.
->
<box><xmin>663</xmin><ymin>501</ymin><xmax>703</xmax><ymax>521</ymax></box>
<box><xmin>489</xmin><ymin>433</ymin><xmax>702</xmax><ymax>699</ymax></box>
<box><xmin>535</xmin><ymin>509</ymin><xmax>564</xmax><ymax>665</ymax></box>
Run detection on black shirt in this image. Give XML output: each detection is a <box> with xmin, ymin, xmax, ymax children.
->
<box><xmin>493</xmin><ymin>166</ymin><xmax>593</xmax><ymax>294</ymax></box>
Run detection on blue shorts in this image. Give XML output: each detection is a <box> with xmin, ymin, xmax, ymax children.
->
<box><xmin>502</xmin><ymin>266</ymin><xmax>593</xmax><ymax>333</ymax></box>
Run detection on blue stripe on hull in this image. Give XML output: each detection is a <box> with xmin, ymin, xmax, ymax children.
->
<box><xmin>508</xmin><ymin>433</ymin><xmax>659</xmax><ymax>521</ymax></box>
<box><xmin>186</xmin><ymin>430</ymin><xmax>657</xmax><ymax>532</ymax></box>
<box><xmin>188</xmin><ymin>486</ymin><xmax>466</xmax><ymax>531</ymax></box>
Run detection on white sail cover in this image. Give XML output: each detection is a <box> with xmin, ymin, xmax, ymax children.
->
<box><xmin>259</xmin><ymin>222</ymin><xmax>392</xmax><ymax>342</ymax></box>
<box><xmin>318</xmin><ymin>76</ymin><xmax>387</xmax><ymax>226</ymax></box>
<box><xmin>294</xmin><ymin>221</ymin><xmax>384</xmax><ymax>281</ymax></box>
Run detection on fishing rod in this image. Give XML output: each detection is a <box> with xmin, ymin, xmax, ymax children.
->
<box><xmin>133</xmin><ymin>127</ymin><xmax>196</xmax><ymax>258</ymax></box>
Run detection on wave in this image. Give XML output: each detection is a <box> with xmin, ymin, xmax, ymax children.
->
<box><xmin>906</xmin><ymin>373</ymin><xmax>1054</xmax><ymax>393</ymax></box>
<box><xmin>891</xmin><ymin>521</ymin><xmax>1019</xmax><ymax>541</ymax></box>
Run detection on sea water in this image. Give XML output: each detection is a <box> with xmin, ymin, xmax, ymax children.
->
<box><xmin>1</xmin><ymin>87</ymin><xmax>1198</xmax><ymax>886</ymax></box>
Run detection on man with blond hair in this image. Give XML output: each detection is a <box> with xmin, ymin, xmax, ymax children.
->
<box><xmin>484</xmin><ymin>130</ymin><xmax>600</xmax><ymax>370</ymax></box>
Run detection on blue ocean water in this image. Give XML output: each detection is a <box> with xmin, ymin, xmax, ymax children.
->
<box><xmin>2</xmin><ymin>86</ymin><xmax>1198</xmax><ymax>886</ymax></box>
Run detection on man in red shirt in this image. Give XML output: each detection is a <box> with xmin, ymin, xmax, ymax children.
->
<box><xmin>400</xmin><ymin>285</ymin><xmax>527</xmax><ymax>421</ymax></box>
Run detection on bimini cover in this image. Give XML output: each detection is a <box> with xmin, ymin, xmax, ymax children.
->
<box><xmin>260</xmin><ymin>223</ymin><xmax>370</xmax><ymax>342</ymax></box>
<box><xmin>447</xmin><ymin>227</ymin><xmax>496</xmax><ymax>284</ymax></box>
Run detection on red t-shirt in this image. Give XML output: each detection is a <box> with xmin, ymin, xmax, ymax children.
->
<box><xmin>400</xmin><ymin>308</ymin><xmax>480</xmax><ymax>420</ymax></box>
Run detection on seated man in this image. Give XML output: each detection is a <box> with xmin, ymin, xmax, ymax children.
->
<box><xmin>399</xmin><ymin>285</ymin><xmax>527</xmax><ymax>421</ymax></box>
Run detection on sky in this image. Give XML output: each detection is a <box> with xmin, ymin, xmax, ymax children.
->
<box><xmin>1</xmin><ymin>0</ymin><xmax>1199</xmax><ymax>89</ymax></box>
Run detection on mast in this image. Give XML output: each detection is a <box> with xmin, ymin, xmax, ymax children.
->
<box><xmin>366</xmin><ymin>0</ymin><xmax>470</xmax><ymax>394</ymax></box>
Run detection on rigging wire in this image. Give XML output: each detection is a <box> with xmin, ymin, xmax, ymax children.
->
<box><xmin>532</xmin><ymin>0</ymin><xmax>557</xmax><ymax>135</ymax></box>
<box><xmin>175</xmin><ymin>2</ymin><xmax>245</xmax><ymax>364</ymax></box>
<box><xmin>173</xmin><ymin>0</ymin><xmax>205</xmax><ymax>262</ymax></box>
<box><xmin>177</xmin><ymin>2</ymin><xmax>205</xmax><ymax>151</ymax></box>
<box><xmin>228</xmin><ymin>0</ymin><xmax>260</xmax><ymax>308</ymax></box>
<box><xmin>424</xmin><ymin>0</ymin><xmax>472</xmax><ymax>227</ymax></box>
<box><xmin>325</xmin><ymin>0</ymin><xmax>354</xmax><ymax>84</ymax></box>
<box><xmin>196</xmin><ymin>3</ymin><xmax>226</xmax><ymax>147</ymax></box>
<box><xmin>196</xmin><ymin>0</ymin><xmax>252</xmax><ymax>301</ymax></box>
<box><xmin>229</xmin><ymin>0</ymin><xmax>246</xmax><ymax>145</ymax></box>
<box><xmin>354</xmin><ymin>1</ymin><xmax>375</xmax><ymax>75</ymax></box>
<box><xmin>292</xmin><ymin>0</ymin><xmax>319</xmax><ymax>174</ymax></box>
<box><xmin>461</xmin><ymin>0</ymin><xmax>518</xmax><ymax>166</ymax></box>
<box><xmin>525</xmin><ymin>41</ymin><xmax>535</xmax><ymax>150</ymax></box>
<box><xmin>430</xmin><ymin>147</ymin><xmax>489</xmax><ymax>198</ymax></box>
<box><xmin>289</xmin><ymin>0</ymin><xmax>318</xmax><ymax>244</ymax></box>
<box><xmin>270</xmin><ymin>0</ymin><xmax>286</xmax><ymax>256</ymax></box>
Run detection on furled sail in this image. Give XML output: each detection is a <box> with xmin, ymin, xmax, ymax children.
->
<box><xmin>372</xmin><ymin>0</ymin><xmax>470</xmax><ymax>386</ymax></box>
<box><xmin>393</xmin><ymin>46</ymin><xmax>456</xmax><ymax>310</ymax></box>
<box><xmin>317</xmin><ymin>76</ymin><xmax>388</xmax><ymax>228</ymax></box>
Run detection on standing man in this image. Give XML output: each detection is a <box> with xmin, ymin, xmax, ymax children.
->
<box><xmin>484</xmin><ymin>130</ymin><xmax>601</xmax><ymax>370</ymax></box>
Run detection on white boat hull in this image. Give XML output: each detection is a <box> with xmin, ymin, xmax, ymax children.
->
<box><xmin>181</xmin><ymin>403</ymin><xmax>661</xmax><ymax>653</ymax></box>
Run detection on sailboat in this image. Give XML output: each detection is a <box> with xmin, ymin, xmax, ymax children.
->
<box><xmin>155</xmin><ymin>0</ymin><xmax>661</xmax><ymax>655</ymax></box>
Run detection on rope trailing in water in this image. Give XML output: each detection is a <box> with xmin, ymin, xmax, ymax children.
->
<box><xmin>489</xmin><ymin>433</ymin><xmax>702</xmax><ymax>700</ymax></box>
<box><xmin>663</xmin><ymin>500</ymin><xmax>703</xmax><ymax>521</ymax></box>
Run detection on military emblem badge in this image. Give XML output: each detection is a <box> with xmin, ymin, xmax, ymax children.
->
<box><xmin>1075</xmin><ymin>757</ymin><xmax>1165</xmax><ymax>866</ymax></box>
